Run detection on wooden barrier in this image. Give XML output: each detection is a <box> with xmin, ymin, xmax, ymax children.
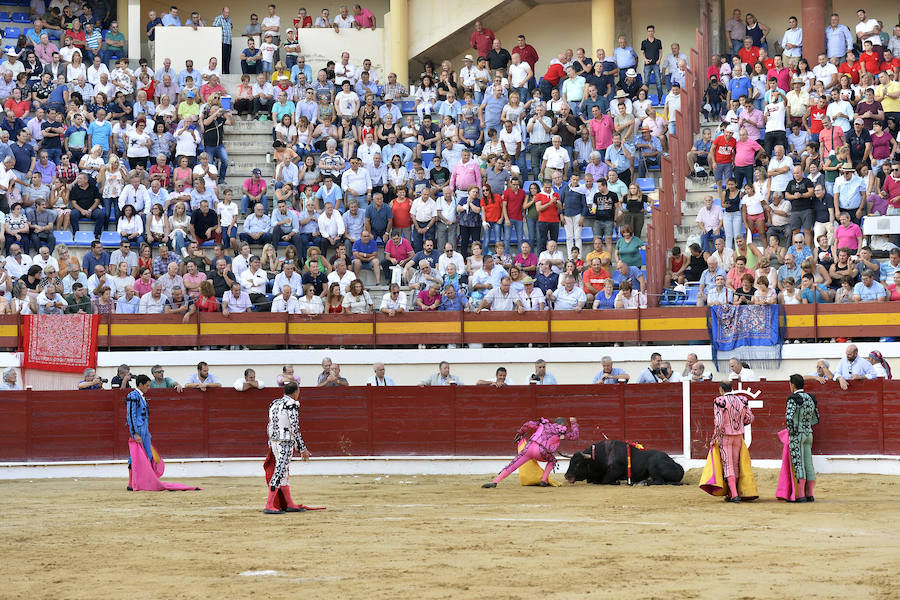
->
<box><xmin>2</xmin><ymin>382</ymin><xmax>898</xmax><ymax>463</ymax></box>
<box><xmin>8</xmin><ymin>305</ymin><xmax>900</xmax><ymax>349</ymax></box>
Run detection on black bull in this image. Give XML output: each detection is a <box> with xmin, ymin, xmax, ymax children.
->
<box><xmin>564</xmin><ymin>440</ymin><xmax>685</xmax><ymax>485</ymax></box>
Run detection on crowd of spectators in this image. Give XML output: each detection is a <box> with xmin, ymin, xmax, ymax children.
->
<box><xmin>674</xmin><ymin>7</ymin><xmax>900</xmax><ymax>306</ymax></box>
<box><xmin>0</xmin><ymin>3</ymin><xmax>898</xmax><ymax>318</ymax></box>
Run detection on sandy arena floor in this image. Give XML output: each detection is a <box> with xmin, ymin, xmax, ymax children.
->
<box><xmin>2</xmin><ymin>469</ymin><xmax>899</xmax><ymax>599</ymax></box>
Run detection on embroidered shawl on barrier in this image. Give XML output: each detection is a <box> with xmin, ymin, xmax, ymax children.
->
<box><xmin>21</xmin><ymin>314</ymin><xmax>100</xmax><ymax>373</ymax></box>
<box><xmin>707</xmin><ymin>304</ymin><xmax>784</xmax><ymax>371</ymax></box>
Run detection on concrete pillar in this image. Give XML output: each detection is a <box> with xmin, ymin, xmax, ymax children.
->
<box><xmin>801</xmin><ymin>0</ymin><xmax>825</xmax><ymax>62</ymax></box>
<box><xmin>612</xmin><ymin>0</ymin><xmax>630</xmax><ymax>46</ymax></box>
<box><xmin>389</xmin><ymin>0</ymin><xmax>408</xmax><ymax>86</ymax></box>
<box><xmin>707</xmin><ymin>0</ymin><xmax>724</xmax><ymax>56</ymax></box>
<box><xmin>118</xmin><ymin>0</ymin><xmax>140</xmax><ymax>66</ymax></box>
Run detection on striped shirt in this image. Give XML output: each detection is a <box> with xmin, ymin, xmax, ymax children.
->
<box><xmin>84</xmin><ymin>31</ymin><xmax>102</xmax><ymax>52</ymax></box>
<box><xmin>212</xmin><ymin>14</ymin><xmax>233</xmax><ymax>44</ymax></box>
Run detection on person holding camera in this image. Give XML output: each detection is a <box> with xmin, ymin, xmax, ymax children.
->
<box><xmin>636</xmin><ymin>352</ymin><xmax>670</xmax><ymax>383</ymax></box>
<box><xmin>111</xmin><ymin>363</ymin><xmax>132</xmax><ymax>389</ymax></box>
<box><xmin>78</xmin><ymin>367</ymin><xmax>106</xmax><ymax>389</ymax></box>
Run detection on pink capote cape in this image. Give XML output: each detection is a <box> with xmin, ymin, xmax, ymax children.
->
<box><xmin>776</xmin><ymin>428</ymin><xmax>799</xmax><ymax>501</ymax></box>
<box><xmin>128</xmin><ymin>439</ymin><xmax>201</xmax><ymax>492</ymax></box>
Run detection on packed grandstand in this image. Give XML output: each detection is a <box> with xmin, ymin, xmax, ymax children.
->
<box><xmin>0</xmin><ymin>1</ymin><xmax>893</xmax><ymax>335</ymax></box>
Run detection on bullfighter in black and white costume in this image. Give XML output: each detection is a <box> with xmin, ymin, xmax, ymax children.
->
<box><xmin>264</xmin><ymin>382</ymin><xmax>311</xmax><ymax>514</ymax></box>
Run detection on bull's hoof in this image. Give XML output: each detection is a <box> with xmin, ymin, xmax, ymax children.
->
<box><xmin>481</xmin><ymin>482</ymin><xmax>497</xmax><ymax>488</ymax></box>
<box><xmin>538</xmin><ymin>481</ymin><xmax>551</xmax><ymax>487</ymax></box>
<box><xmin>636</xmin><ymin>480</ymin><xmax>651</xmax><ymax>487</ymax></box>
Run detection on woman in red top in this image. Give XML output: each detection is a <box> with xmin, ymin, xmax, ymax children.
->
<box><xmin>325</xmin><ymin>282</ymin><xmax>344</xmax><ymax>314</ymax></box>
<box><xmin>480</xmin><ymin>184</ymin><xmax>503</xmax><ymax>253</ymax></box>
<box><xmin>390</xmin><ymin>187</ymin><xmax>412</xmax><ymax>240</ymax></box>
<box><xmin>535</xmin><ymin>179</ymin><xmax>561</xmax><ymax>254</ymax></box>
<box><xmin>137</xmin><ymin>243</ymin><xmax>153</xmax><ymax>272</ymax></box>
<box><xmin>194</xmin><ymin>281</ymin><xmax>220</xmax><ymax>311</ymax></box>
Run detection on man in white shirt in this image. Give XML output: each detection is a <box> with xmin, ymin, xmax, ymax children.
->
<box><xmin>334</xmin><ymin>51</ymin><xmax>356</xmax><ymax>84</ymax></box>
<box><xmin>767</xmin><ymin>145</ymin><xmax>794</xmax><ymax>194</ymax></box>
<box><xmin>327</xmin><ymin>259</ymin><xmax>356</xmax><ymax>294</ymax></box>
<box><xmin>538</xmin><ymin>239</ymin><xmax>565</xmax><ymax>273</ymax></box>
<box><xmin>317</xmin><ymin>201</ymin><xmax>345</xmax><ymax>253</ymax></box>
<box><xmin>661</xmin><ymin>43</ymin><xmax>688</xmax><ymax>93</ymax></box>
<box><xmin>86</xmin><ymin>55</ymin><xmax>109</xmax><ymax>87</ymax></box>
<box><xmin>516</xmin><ymin>276</ymin><xmax>546</xmax><ymax>311</ymax></box>
<box><xmin>87</xmin><ymin>265</ymin><xmax>117</xmax><ymax>299</ymax></box>
<box><xmin>476</xmin><ymin>276</ymin><xmax>516</xmax><ymax>312</ymax></box>
<box><xmin>366</xmin><ymin>362</ymin><xmax>395</xmax><ymax>386</ymax></box>
<box><xmin>663</xmin><ymin>83</ymin><xmax>682</xmax><ymax>134</ymax></box>
<box><xmin>233</xmin><ymin>368</ymin><xmax>265</xmax><ymax>391</ymax></box>
<box><xmin>763</xmin><ymin>96</ymin><xmax>787</xmax><ymax>156</ymax></box>
<box><xmin>239</xmin><ymin>255</ymin><xmax>268</xmax><ymax>295</ymax></box>
<box><xmin>260</xmin><ymin>4</ymin><xmax>281</xmax><ymax>45</ymax></box>
<box><xmin>272</xmin><ymin>261</ymin><xmax>302</xmax><ymax>295</ymax></box>
<box><xmin>780</xmin><ymin>16</ymin><xmax>803</xmax><ymax>59</ymax></box>
<box><xmin>341</xmin><ymin>157</ymin><xmax>372</xmax><ymax>208</ymax></box>
<box><xmin>437</xmin><ymin>243</ymin><xmax>465</xmax><ymax>276</ymax></box>
<box><xmin>271</xmin><ymin>284</ymin><xmax>301</xmax><ymax>313</ymax></box>
<box><xmin>356</xmin><ymin>133</ymin><xmax>381</xmax><ymax>165</ymax></box>
<box><xmin>854</xmin><ymin>9</ymin><xmax>880</xmax><ymax>48</ymax></box>
<box><xmin>728</xmin><ymin>358</ymin><xmax>759</xmax><ymax>382</ymax></box>
<box><xmin>547</xmin><ymin>274</ymin><xmax>586</xmax><ymax>310</ymax></box>
<box><xmin>379</xmin><ymin>284</ymin><xmax>408</xmax><ymax>315</ymax></box>
<box><xmin>332</xmin><ymin>5</ymin><xmax>355</xmax><ymax>30</ymax></box>
<box><xmin>540</xmin><ymin>135</ymin><xmax>570</xmax><ymax>178</ymax></box>
<box><xmin>811</xmin><ymin>52</ymin><xmax>838</xmax><ymax>90</ymax></box>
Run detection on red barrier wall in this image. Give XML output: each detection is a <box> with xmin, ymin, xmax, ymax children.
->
<box><xmin>1</xmin><ymin>382</ymin><xmax>897</xmax><ymax>463</ymax></box>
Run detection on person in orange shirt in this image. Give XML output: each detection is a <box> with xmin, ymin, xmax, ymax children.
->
<box><xmin>582</xmin><ymin>257</ymin><xmax>610</xmax><ymax>305</ymax></box>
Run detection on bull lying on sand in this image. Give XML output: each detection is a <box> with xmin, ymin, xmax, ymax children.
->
<box><xmin>565</xmin><ymin>440</ymin><xmax>684</xmax><ymax>485</ymax></box>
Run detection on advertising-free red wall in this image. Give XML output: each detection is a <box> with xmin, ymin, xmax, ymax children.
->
<box><xmin>0</xmin><ymin>382</ymin><xmax>895</xmax><ymax>463</ymax></box>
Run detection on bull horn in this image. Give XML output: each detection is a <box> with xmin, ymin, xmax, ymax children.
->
<box><xmin>581</xmin><ymin>452</ymin><xmax>592</xmax><ymax>458</ymax></box>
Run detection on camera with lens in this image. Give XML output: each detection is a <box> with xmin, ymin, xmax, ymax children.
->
<box><xmin>98</xmin><ymin>377</ymin><xmax>109</xmax><ymax>383</ymax></box>
<box><xmin>650</xmin><ymin>368</ymin><xmax>664</xmax><ymax>377</ymax></box>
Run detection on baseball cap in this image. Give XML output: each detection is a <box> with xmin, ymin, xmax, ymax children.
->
<box><xmin>252</xmin><ymin>168</ymin><xmax>262</xmax><ymax>175</ymax></box>
<box><xmin>853</xmin><ymin>117</ymin><xmax>864</xmax><ymax>125</ymax></box>
<box><xmin>184</xmin><ymin>90</ymin><xmax>195</xmax><ymax>98</ymax></box>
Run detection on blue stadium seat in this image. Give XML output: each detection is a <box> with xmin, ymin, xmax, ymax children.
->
<box><xmin>649</xmin><ymin>94</ymin><xmax>658</xmax><ymax>105</ymax></box>
<box><xmin>0</xmin><ymin>13</ymin><xmax>10</xmax><ymax>22</ymax></box>
<box><xmin>199</xmin><ymin>240</ymin><xmax>216</xmax><ymax>247</ymax></box>
<box><xmin>422</xmin><ymin>151</ymin><xmax>434</xmax><ymax>168</ymax></box>
<box><xmin>47</xmin><ymin>29</ymin><xmax>59</xmax><ymax>40</ymax></box>
<box><xmin>639</xmin><ymin>248</ymin><xmax>646</xmax><ymax>265</ymax></box>
<box><xmin>101</xmin><ymin>29</ymin><xmax>110</xmax><ymax>39</ymax></box>
<box><xmin>0</xmin><ymin>0</ymin><xmax>15</xmax><ymax>7</ymax></box>
<box><xmin>3</xmin><ymin>26</ymin><xmax>20</xmax><ymax>38</ymax></box>
<box><xmin>636</xmin><ymin>177</ymin><xmax>655</xmax><ymax>193</ymax></box>
<box><xmin>100</xmin><ymin>231</ymin><xmax>121</xmax><ymax>247</ymax></box>
<box><xmin>685</xmin><ymin>285</ymin><xmax>700</xmax><ymax>306</ymax></box>
<box><xmin>10</xmin><ymin>12</ymin><xmax>27</xmax><ymax>23</ymax></box>
<box><xmin>399</xmin><ymin>100</ymin><xmax>415</xmax><ymax>113</ymax></box>
<box><xmin>16</xmin><ymin>0</ymin><xmax>27</xmax><ymax>5</ymax></box>
<box><xmin>53</xmin><ymin>230</ymin><xmax>74</xmax><ymax>245</ymax></box>
<box><xmin>72</xmin><ymin>231</ymin><xmax>94</xmax><ymax>247</ymax></box>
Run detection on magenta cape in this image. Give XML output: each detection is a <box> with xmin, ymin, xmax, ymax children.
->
<box><xmin>128</xmin><ymin>439</ymin><xmax>201</xmax><ymax>492</ymax></box>
<box><xmin>776</xmin><ymin>428</ymin><xmax>799</xmax><ymax>501</ymax></box>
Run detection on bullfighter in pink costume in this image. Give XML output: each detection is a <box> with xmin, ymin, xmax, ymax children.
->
<box><xmin>712</xmin><ymin>381</ymin><xmax>754</xmax><ymax>503</ymax></box>
<box><xmin>482</xmin><ymin>417</ymin><xmax>579</xmax><ymax>488</ymax></box>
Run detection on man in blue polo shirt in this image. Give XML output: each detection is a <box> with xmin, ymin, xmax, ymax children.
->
<box><xmin>86</xmin><ymin>108</ymin><xmax>112</xmax><ymax>158</ymax></box>
<box><xmin>351</xmin><ymin>229</ymin><xmax>381</xmax><ymax>284</ymax></box>
<box><xmin>611</xmin><ymin>259</ymin><xmax>645</xmax><ymax>292</ymax></box>
<box><xmin>364</xmin><ymin>191</ymin><xmax>392</xmax><ymax>241</ymax></box>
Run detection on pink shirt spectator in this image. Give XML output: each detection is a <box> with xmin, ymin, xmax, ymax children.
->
<box><xmin>134</xmin><ymin>278</ymin><xmax>155</xmax><ymax>297</ymax></box>
<box><xmin>449</xmin><ymin>158</ymin><xmax>481</xmax><ymax>193</ymax></box>
<box><xmin>819</xmin><ymin>127</ymin><xmax>844</xmax><ymax>158</ymax></box>
<box><xmin>696</xmin><ymin>204</ymin><xmax>724</xmax><ymax>232</ymax></box>
<box><xmin>385</xmin><ymin>236</ymin><xmax>413</xmax><ymax>263</ymax></box>
<box><xmin>737</xmin><ymin>107</ymin><xmax>764</xmax><ymax>140</ymax></box>
<box><xmin>641</xmin><ymin>115</ymin><xmax>666</xmax><ymax>138</ymax></box>
<box><xmin>353</xmin><ymin>7</ymin><xmax>375</xmax><ymax>28</ymax></box>
<box><xmin>513</xmin><ymin>251</ymin><xmax>537</xmax><ymax>271</ymax></box>
<box><xmin>883</xmin><ymin>175</ymin><xmax>900</xmax><ymax>209</ymax></box>
<box><xmin>243</xmin><ymin>177</ymin><xmax>265</xmax><ymax>197</ymax></box>
<box><xmin>888</xmin><ymin>283</ymin><xmax>900</xmax><ymax>302</ymax></box>
<box><xmin>734</xmin><ymin>139</ymin><xmax>761</xmax><ymax>167</ymax></box>
<box><xmin>589</xmin><ymin>114</ymin><xmax>614</xmax><ymax>150</ymax></box>
<box><xmin>767</xmin><ymin>66</ymin><xmax>791</xmax><ymax>91</ymax></box>
<box><xmin>834</xmin><ymin>222</ymin><xmax>862</xmax><ymax>250</ymax></box>
<box><xmin>417</xmin><ymin>288</ymin><xmax>441</xmax><ymax>309</ymax></box>
<box><xmin>35</xmin><ymin>42</ymin><xmax>59</xmax><ymax>64</ymax></box>
<box><xmin>183</xmin><ymin>272</ymin><xmax>207</xmax><ymax>299</ymax></box>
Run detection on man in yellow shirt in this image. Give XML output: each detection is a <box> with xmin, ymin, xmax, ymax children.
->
<box><xmin>874</xmin><ymin>71</ymin><xmax>900</xmax><ymax>123</ymax></box>
<box><xmin>177</xmin><ymin>90</ymin><xmax>201</xmax><ymax>120</ymax></box>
